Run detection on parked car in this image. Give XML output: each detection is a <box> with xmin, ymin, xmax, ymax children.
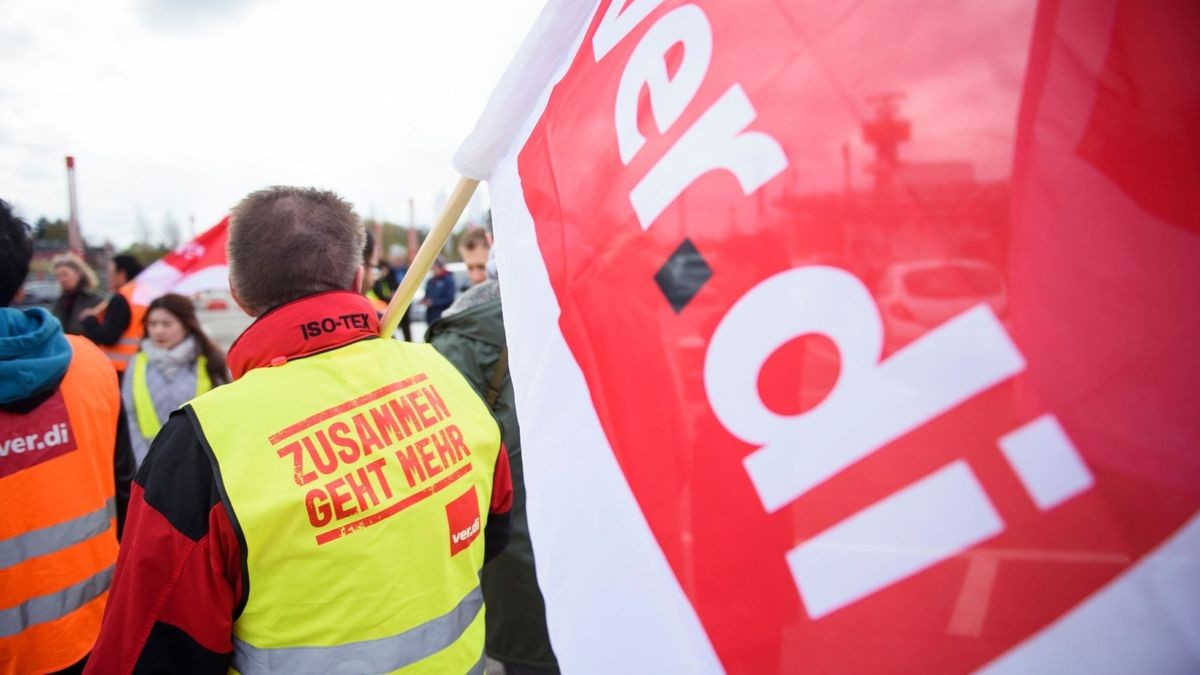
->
<box><xmin>876</xmin><ymin>259</ymin><xmax>1007</xmax><ymax>349</ymax></box>
<box><xmin>446</xmin><ymin>261</ymin><xmax>470</xmax><ymax>292</ymax></box>
<box><xmin>16</xmin><ymin>279</ymin><xmax>61</xmax><ymax>312</ymax></box>
<box><xmin>192</xmin><ymin>289</ymin><xmax>234</xmax><ymax>312</ymax></box>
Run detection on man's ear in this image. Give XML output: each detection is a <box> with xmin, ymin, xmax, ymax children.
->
<box><xmin>353</xmin><ymin>265</ymin><xmax>365</xmax><ymax>294</ymax></box>
<box><xmin>229</xmin><ymin>282</ymin><xmax>255</xmax><ymax>317</ymax></box>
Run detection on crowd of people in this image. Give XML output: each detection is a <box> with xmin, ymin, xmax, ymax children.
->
<box><xmin>1</xmin><ymin>190</ymin><xmax>556</xmax><ymax>675</ymax></box>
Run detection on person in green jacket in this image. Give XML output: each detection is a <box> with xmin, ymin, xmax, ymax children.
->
<box><xmin>428</xmin><ymin>267</ymin><xmax>558</xmax><ymax>675</ymax></box>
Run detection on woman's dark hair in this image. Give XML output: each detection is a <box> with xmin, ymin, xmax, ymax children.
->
<box><xmin>143</xmin><ymin>293</ymin><xmax>230</xmax><ymax>386</ymax></box>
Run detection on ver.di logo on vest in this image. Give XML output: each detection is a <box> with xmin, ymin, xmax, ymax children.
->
<box><xmin>0</xmin><ymin>390</ymin><xmax>79</xmax><ymax>479</ymax></box>
<box><xmin>446</xmin><ymin>487</ymin><xmax>482</xmax><ymax>556</ymax></box>
<box><xmin>0</xmin><ymin>423</ymin><xmax>70</xmax><ymax>457</ymax></box>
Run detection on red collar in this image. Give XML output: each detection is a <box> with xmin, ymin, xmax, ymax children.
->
<box><xmin>226</xmin><ymin>291</ymin><xmax>380</xmax><ymax>380</ymax></box>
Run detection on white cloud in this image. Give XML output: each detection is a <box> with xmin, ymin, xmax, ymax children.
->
<box><xmin>0</xmin><ymin>0</ymin><xmax>544</xmax><ymax>245</ymax></box>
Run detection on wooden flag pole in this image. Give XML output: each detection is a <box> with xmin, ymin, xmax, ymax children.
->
<box><xmin>378</xmin><ymin>176</ymin><xmax>480</xmax><ymax>338</ymax></box>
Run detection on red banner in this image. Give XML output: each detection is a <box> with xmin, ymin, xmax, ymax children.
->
<box><xmin>513</xmin><ymin>0</ymin><xmax>1199</xmax><ymax>672</ymax></box>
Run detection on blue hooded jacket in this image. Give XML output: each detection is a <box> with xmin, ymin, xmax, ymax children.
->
<box><xmin>0</xmin><ymin>307</ymin><xmax>73</xmax><ymax>405</ymax></box>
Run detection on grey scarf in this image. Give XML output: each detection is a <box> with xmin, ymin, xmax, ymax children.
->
<box><xmin>139</xmin><ymin>335</ymin><xmax>198</xmax><ymax>381</ymax></box>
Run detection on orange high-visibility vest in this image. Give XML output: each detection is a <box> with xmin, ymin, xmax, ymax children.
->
<box><xmin>98</xmin><ymin>283</ymin><xmax>146</xmax><ymax>373</ymax></box>
<box><xmin>0</xmin><ymin>336</ymin><xmax>121</xmax><ymax>675</ymax></box>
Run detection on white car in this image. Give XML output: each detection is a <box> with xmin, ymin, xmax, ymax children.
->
<box><xmin>876</xmin><ymin>259</ymin><xmax>1007</xmax><ymax>349</ymax></box>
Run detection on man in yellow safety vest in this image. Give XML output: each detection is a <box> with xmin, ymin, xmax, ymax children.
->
<box><xmin>87</xmin><ymin>187</ymin><xmax>513</xmax><ymax>674</ymax></box>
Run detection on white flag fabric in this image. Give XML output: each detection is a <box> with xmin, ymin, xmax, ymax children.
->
<box><xmin>468</xmin><ymin>0</ymin><xmax>1200</xmax><ymax>673</ymax></box>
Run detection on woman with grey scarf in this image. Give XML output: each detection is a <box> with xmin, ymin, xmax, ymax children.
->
<box><xmin>120</xmin><ymin>293</ymin><xmax>230</xmax><ymax>466</ymax></box>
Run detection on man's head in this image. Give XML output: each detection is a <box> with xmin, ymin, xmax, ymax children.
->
<box><xmin>388</xmin><ymin>244</ymin><xmax>407</xmax><ymax>268</ymax></box>
<box><xmin>108</xmin><ymin>254</ymin><xmax>144</xmax><ymax>291</ymax></box>
<box><xmin>228</xmin><ymin>186</ymin><xmax>365</xmax><ymax>316</ymax></box>
<box><xmin>458</xmin><ymin>228</ymin><xmax>491</xmax><ymax>286</ymax></box>
<box><xmin>432</xmin><ymin>256</ymin><xmax>449</xmax><ymax>277</ymax></box>
<box><xmin>0</xmin><ymin>199</ymin><xmax>33</xmax><ymax>307</ymax></box>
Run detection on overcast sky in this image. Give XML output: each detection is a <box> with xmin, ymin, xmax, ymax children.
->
<box><xmin>0</xmin><ymin>0</ymin><xmax>545</xmax><ymax>246</ymax></box>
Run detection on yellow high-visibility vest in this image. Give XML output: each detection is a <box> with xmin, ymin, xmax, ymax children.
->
<box><xmin>131</xmin><ymin>353</ymin><xmax>211</xmax><ymax>441</ymax></box>
<box><xmin>187</xmin><ymin>337</ymin><xmax>502</xmax><ymax>674</ymax></box>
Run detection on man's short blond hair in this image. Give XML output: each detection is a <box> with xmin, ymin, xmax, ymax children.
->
<box><xmin>458</xmin><ymin>227</ymin><xmax>490</xmax><ymax>253</ymax></box>
<box><xmin>228</xmin><ymin>186</ymin><xmax>365</xmax><ymax>315</ymax></box>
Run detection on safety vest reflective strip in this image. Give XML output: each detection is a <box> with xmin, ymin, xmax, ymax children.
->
<box><xmin>98</xmin><ymin>284</ymin><xmax>146</xmax><ymax>372</ymax></box>
<box><xmin>0</xmin><ymin>565</ymin><xmax>115</xmax><ymax>638</ymax></box>
<box><xmin>132</xmin><ymin>354</ymin><xmax>211</xmax><ymax>440</ymax></box>
<box><xmin>0</xmin><ymin>500</ymin><xmax>116</xmax><ymax>638</ymax></box>
<box><xmin>232</xmin><ymin>586</ymin><xmax>485</xmax><ymax>675</ymax></box>
<box><xmin>0</xmin><ymin>335</ymin><xmax>119</xmax><ymax>673</ymax></box>
<box><xmin>0</xmin><ymin>498</ymin><xmax>115</xmax><ymax>569</ymax></box>
<box><xmin>106</xmin><ymin>337</ymin><xmax>142</xmax><ymax>363</ymax></box>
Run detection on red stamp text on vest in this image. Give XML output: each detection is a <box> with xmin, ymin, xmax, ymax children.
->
<box><xmin>0</xmin><ymin>390</ymin><xmax>79</xmax><ymax>479</ymax></box>
<box><xmin>269</xmin><ymin>372</ymin><xmax>477</xmax><ymax>546</ymax></box>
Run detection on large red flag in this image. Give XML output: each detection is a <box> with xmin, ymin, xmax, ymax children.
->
<box><xmin>458</xmin><ymin>0</ymin><xmax>1200</xmax><ymax>672</ymax></box>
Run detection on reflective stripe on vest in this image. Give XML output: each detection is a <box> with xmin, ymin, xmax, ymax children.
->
<box><xmin>0</xmin><ymin>498</ymin><xmax>115</xmax><ymax>568</ymax></box>
<box><xmin>0</xmin><ymin>335</ymin><xmax>120</xmax><ymax>672</ymax></box>
<box><xmin>107</xmin><ymin>338</ymin><xmax>141</xmax><ymax>364</ymax></box>
<box><xmin>188</xmin><ymin>338</ymin><xmax>502</xmax><ymax>674</ymax></box>
<box><xmin>0</xmin><ymin>565</ymin><xmax>114</xmax><ymax>638</ymax></box>
<box><xmin>132</xmin><ymin>353</ymin><xmax>212</xmax><ymax>440</ymax></box>
<box><xmin>99</xmin><ymin>283</ymin><xmax>146</xmax><ymax>372</ymax></box>
<box><xmin>232</xmin><ymin>586</ymin><xmax>483</xmax><ymax>675</ymax></box>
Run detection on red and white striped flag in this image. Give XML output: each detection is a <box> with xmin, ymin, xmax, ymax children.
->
<box><xmin>129</xmin><ymin>216</ymin><xmax>230</xmax><ymax>307</ymax></box>
<box><xmin>460</xmin><ymin>1</ymin><xmax>1200</xmax><ymax>672</ymax></box>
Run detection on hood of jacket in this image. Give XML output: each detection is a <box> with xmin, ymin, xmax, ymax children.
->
<box><xmin>426</xmin><ymin>294</ymin><xmax>505</xmax><ymax>348</ymax></box>
<box><xmin>0</xmin><ymin>306</ymin><xmax>72</xmax><ymax>405</ymax></box>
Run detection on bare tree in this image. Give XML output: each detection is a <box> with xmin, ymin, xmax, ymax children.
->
<box><xmin>161</xmin><ymin>211</ymin><xmax>182</xmax><ymax>249</ymax></box>
<box><xmin>135</xmin><ymin>209</ymin><xmax>155</xmax><ymax>245</ymax></box>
